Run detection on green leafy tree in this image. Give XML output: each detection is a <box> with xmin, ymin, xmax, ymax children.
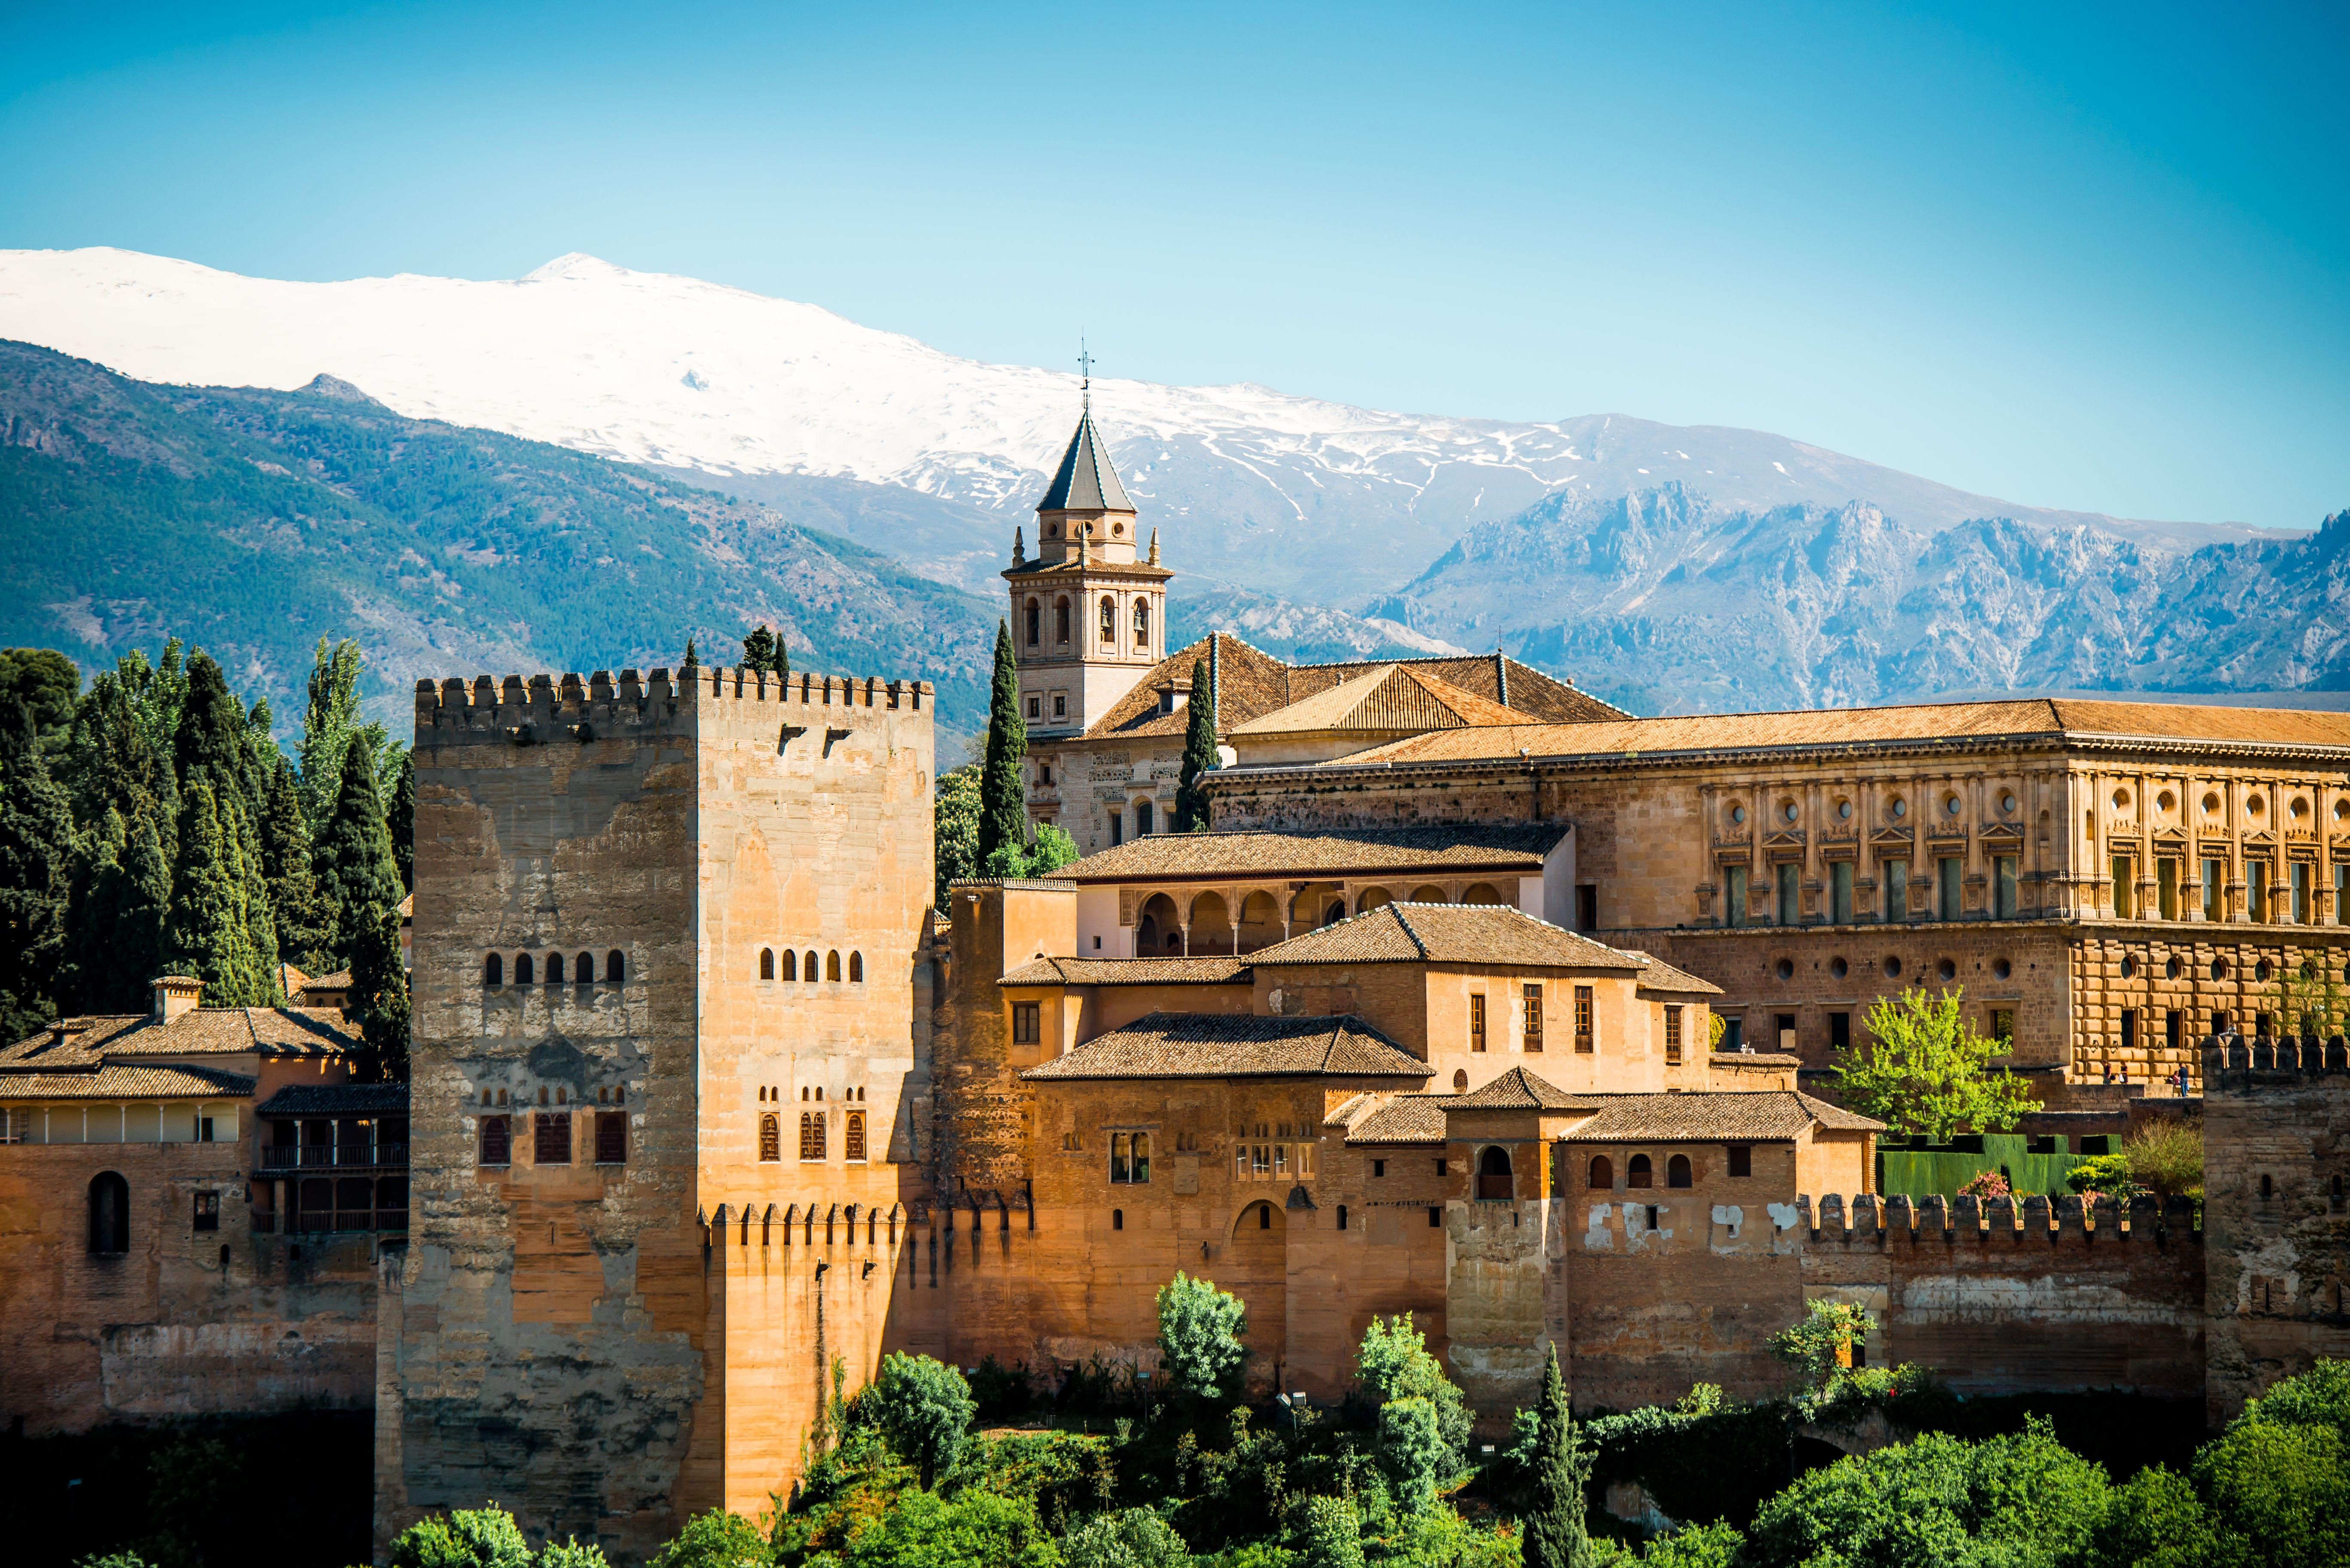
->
<box><xmin>1833</xmin><ymin>984</ymin><xmax>2039</xmax><ymax>1139</ymax></box>
<box><xmin>1062</xmin><ymin>1506</ymin><xmax>1191</xmax><ymax>1568</ymax></box>
<box><xmin>740</xmin><ymin>626</ymin><xmax>789</xmax><ymax>682</ymax></box>
<box><xmin>1157</xmin><ymin>1271</ymin><xmax>1248</xmax><ymax>1404</ymax></box>
<box><xmin>1521</xmin><ymin>1343</ymin><xmax>1596</xmax><ymax>1568</ymax></box>
<box><xmin>1638</xmin><ymin>1522</ymin><xmax>1744</xmax><ymax>1568</ymax></box>
<box><xmin>175</xmin><ymin>650</ymin><xmax>260</xmax><ymax>807</ymax></box>
<box><xmin>934</xmin><ymin>763</ymin><xmax>983</xmax><ymax>907</ymax></box>
<box><xmin>161</xmin><ymin>779</ymin><xmax>271</xmax><ymax>1006</ymax></box>
<box><xmin>2088</xmin><ymin>1465</ymin><xmax>2249</xmax><ymax>1568</ymax></box>
<box><xmin>1172</xmin><ymin>658</ymin><xmax>1218</xmax><ymax>832</ymax></box>
<box><xmin>389</xmin><ymin>1504</ymin><xmax>534</xmax><ymax>1568</ymax></box>
<box><xmin>2274</xmin><ymin>957</ymin><xmax>2350</xmax><ymax>1042</ymax></box>
<box><xmin>985</xmin><ymin>821</ymin><xmax>1081</xmax><ymax>880</ymax></box>
<box><xmin>0</xmin><ymin>696</ymin><xmax>76</xmax><ymax>1038</ymax></box>
<box><xmin>1742</xmin><ymin>1419</ymin><xmax>2110</xmax><ymax>1568</ymax></box>
<box><xmin>388</xmin><ymin>747</ymin><xmax>416</xmax><ymax>895</ymax></box>
<box><xmin>536</xmin><ymin>1539</ymin><xmax>612</xmax><ymax>1568</ymax></box>
<box><xmin>2121</xmin><ymin>1122</ymin><xmax>2203</xmax><ymax>1200</ymax></box>
<box><xmin>351</xmin><ymin>901</ymin><xmax>410</xmax><ymax>1079</ymax></box>
<box><xmin>1360</xmin><ymin>1312</ymin><xmax>1473</xmax><ymax>1461</ymax></box>
<box><xmin>1769</xmin><ymin>1298</ymin><xmax>1876</xmax><ymax>1391</ymax></box>
<box><xmin>1377</xmin><ymin>1395</ymin><xmax>1448</xmax><ymax>1514</ymax></box>
<box><xmin>681</xmin><ymin>634</ymin><xmax>700</xmax><ymax>670</ymax></box>
<box><xmin>300</xmin><ymin>638</ymin><xmax>374</xmax><ymax>830</ymax></box>
<box><xmin>837</xmin><ymin>1487</ymin><xmax>1057</xmax><ymax>1568</ymax></box>
<box><xmin>1298</xmin><ymin>1495</ymin><xmax>1364</xmax><ymax>1568</ymax></box>
<box><xmin>64</xmin><ymin>805</ymin><xmax>170</xmax><ymax>1013</ymax></box>
<box><xmin>315</xmin><ymin>734</ymin><xmax>402</xmax><ymax>965</ymax></box>
<box><xmin>648</xmin><ymin>1509</ymin><xmax>768</xmax><ymax>1568</ymax></box>
<box><xmin>2235</xmin><ymin>1356</ymin><xmax>2350</xmax><ymax>1441</ymax></box>
<box><xmin>977</xmin><ymin>621</ymin><xmax>1027</xmax><ymax>867</ymax></box>
<box><xmin>864</xmin><ymin>1351</ymin><xmax>976</xmax><ymax>1488</ymax></box>
<box><xmin>0</xmin><ymin>647</ymin><xmax>82</xmax><ymax>753</ymax></box>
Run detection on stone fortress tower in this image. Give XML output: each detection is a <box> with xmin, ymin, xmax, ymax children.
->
<box><xmin>376</xmin><ymin>666</ymin><xmax>938</xmax><ymax>1562</ymax></box>
<box><xmin>1003</xmin><ymin>386</ymin><xmax>1173</xmax><ymax>741</ymax></box>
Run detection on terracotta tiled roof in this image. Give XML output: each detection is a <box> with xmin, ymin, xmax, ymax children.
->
<box><xmin>1621</xmin><ymin>952</ymin><xmax>1726</xmax><ymax>996</ymax></box>
<box><xmin>1315</xmin><ymin>698</ymin><xmax>2350</xmax><ymax>770</ymax></box>
<box><xmin>256</xmin><ymin>1083</ymin><xmax>410</xmax><ymax>1116</ymax></box>
<box><xmin>0</xmin><ymin>1062</ymin><xmax>256</xmax><ymax>1100</ymax></box>
<box><xmin>1248</xmin><ymin>903</ymin><xmax>1643</xmax><ymax>971</ymax></box>
<box><xmin>0</xmin><ymin>1008</ymin><xmax>360</xmax><ymax>1069</ymax></box>
<box><xmin>1057</xmin><ymin>824</ymin><xmax>1566</xmax><ymax>883</ymax></box>
<box><xmin>999</xmin><ymin>956</ymin><xmax>1254</xmax><ymax>986</ymax></box>
<box><xmin>1338</xmin><ymin>1095</ymin><xmax>1451</xmax><ymax>1145</ymax></box>
<box><xmin>1230</xmin><ymin>665</ymin><xmax>1523</xmax><ymax>739</ymax></box>
<box><xmin>1439</xmin><ymin>1065</ymin><xmax>1590</xmax><ymax>1111</ymax></box>
<box><xmin>1022</xmin><ymin>1012</ymin><xmax>1432</xmax><ymax>1082</ymax></box>
<box><xmin>1564</xmin><ymin>1091</ymin><xmax>1884</xmax><ymax>1141</ymax></box>
<box><xmin>1709</xmin><ymin>1050</ymin><xmax>1803</xmax><ymax>1068</ymax></box>
<box><xmin>1286</xmin><ymin>654</ymin><xmax>1623</xmax><ymax>725</ymax></box>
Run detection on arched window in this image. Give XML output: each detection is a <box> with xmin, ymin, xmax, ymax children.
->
<box><xmin>605</xmin><ymin>949</ymin><xmax>625</xmax><ymax>983</ymax></box>
<box><xmin>759</xmin><ymin>948</ymin><xmax>774</xmax><ymax>980</ymax></box>
<box><xmin>1026</xmin><ymin>597</ymin><xmax>1041</xmax><ymax>646</ymax></box>
<box><xmin>846</xmin><ymin>1110</ymin><xmax>867</xmax><ymax>1161</ymax></box>
<box><xmin>1477</xmin><ymin>1145</ymin><xmax>1514</xmax><ymax>1200</ymax></box>
<box><xmin>805</xmin><ymin>951</ymin><xmax>820</xmax><ymax>983</ymax></box>
<box><xmin>1453</xmin><ymin>1069</ymin><xmax>1469</xmax><ymax>1090</ymax></box>
<box><xmin>515</xmin><ymin>953</ymin><xmax>534</xmax><ymax>985</ymax></box>
<box><xmin>1588</xmin><ymin>1155</ymin><xmax>1613</xmax><ymax>1189</ymax></box>
<box><xmin>759</xmin><ymin>1113</ymin><xmax>780</xmax><ymax>1162</ymax></box>
<box><xmin>1627</xmin><ymin>1154</ymin><xmax>1654</xmax><ymax>1189</ymax></box>
<box><xmin>1056</xmin><ymin>597</ymin><xmax>1071</xmax><ymax>644</ymax></box>
<box><xmin>484</xmin><ymin>953</ymin><xmax>502</xmax><ymax>986</ymax></box>
<box><xmin>1112</xmin><ymin>1208</ymin><xmax>1123</xmax><ymax>1231</ymax></box>
<box><xmin>849</xmin><ymin>951</ymin><xmax>864</xmax><ymax>983</ymax></box>
<box><xmin>1668</xmin><ymin>1154</ymin><xmax>1693</xmax><ymax>1189</ymax></box>
<box><xmin>576</xmin><ymin>952</ymin><xmax>592</xmax><ymax>984</ymax></box>
<box><xmin>827</xmin><ymin>950</ymin><xmax>842</xmax><ymax>982</ymax></box>
<box><xmin>89</xmin><ymin>1171</ymin><xmax>129</xmax><ymax>1254</ymax></box>
<box><xmin>800</xmin><ymin>1111</ymin><xmax>826</xmax><ymax>1161</ymax></box>
<box><xmin>1136</xmin><ymin>800</ymin><xmax>1154</xmax><ymax>835</ymax></box>
<box><xmin>547</xmin><ymin>952</ymin><xmax>563</xmax><ymax>984</ymax></box>
<box><xmin>783</xmin><ymin>949</ymin><xmax>798</xmax><ymax>982</ymax></box>
<box><xmin>1133</xmin><ymin>599</ymin><xmax>1150</xmax><ymax>650</ymax></box>
<box><xmin>1099</xmin><ymin>595</ymin><xmax>1116</xmax><ymax>645</ymax></box>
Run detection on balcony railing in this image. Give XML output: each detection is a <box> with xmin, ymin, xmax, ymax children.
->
<box><xmin>283</xmin><ymin>1209</ymin><xmax>407</xmax><ymax>1233</ymax></box>
<box><xmin>261</xmin><ymin>1142</ymin><xmax>408</xmax><ymax>1170</ymax></box>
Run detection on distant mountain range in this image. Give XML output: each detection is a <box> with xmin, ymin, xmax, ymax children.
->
<box><xmin>0</xmin><ymin>246</ymin><xmax>2339</xmax><ymax>719</ymax></box>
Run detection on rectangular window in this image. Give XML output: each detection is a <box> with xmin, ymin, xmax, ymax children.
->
<box><xmin>845</xmin><ymin>1110</ymin><xmax>867</xmax><ymax>1163</ymax></box>
<box><xmin>2250</xmin><ymin>860</ymin><xmax>2269</xmax><ymax>924</ymax></box>
<box><xmin>1728</xmin><ymin>1145</ymin><xmax>1752</xmax><ymax>1178</ymax></box>
<box><xmin>1108</xmin><ymin>811</ymin><xmax>1123</xmax><ymax>847</ymax></box>
<box><xmin>1775</xmin><ymin>1013</ymin><xmax>1797</xmax><ymax>1049</ymax></box>
<box><xmin>2204</xmin><ymin>858</ymin><xmax>2224</xmax><ymax>921</ymax></box>
<box><xmin>2338</xmin><ymin>864</ymin><xmax>2348</xmax><ymax>926</ymax></box>
<box><xmin>1053</xmin><ymin>693</ymin><xmax>1066</xmax><ymax>719</ymax></box>
<box><xmin>1373</xmin><ymin>1158</ymin><xmax>1385</xmax><ymax>1178</ymax></box>
<box><xmin>2292</xmin><ymin>861</ymin><xmax>2311</xmax><ymax>925</ymax></box>
<box><xmin>2121</xmin><ymin>1009</ymin><xmax>2139</xmax><ymax>1053</ymax></box>
<box><xmin>1992</xmin><ymin>1008</ymin><xmax>2015</xmax><ymax>1045</ymax></box>
<box><xmin>1574</xmin><ymin>985</ymin><xmax>1594</xmax><ymax>1053</ymax></box>
<box><xmin>534</xmin><ymin>1112</ymin><xmax>571</xmax><ymax>1166</ymax></box>
<box><xmin>1831</xmin><ymin>861</ymin><xmax>1853</xmax><ymax>925</ymax></box>
<box><xmin>479</xmin><ymin>1115</ymin><xmax>510</xmax><ymax>1167</ymax></box>
<box><xmin>2157</xmin><ymin>858</ymin><xmax>2179</xmax><ymax>920</ymax></box>
<box><xmin>1577</xmin><ymin>884</ymin><xmax>1599</xmax><ymax>932</ymax></box>
<box><xmin>1776</xmin><ymin>861</ymin><xmax>1800</xmax><ymax>925</ymax></box>
<box><xmin>595</xmin><ymin>1111</ymin><xmax>627</xmax><ymax>1165</ymax></box>
<box><xmin>759</xmin><ymin>1113</ymin><xmax>780</xmax><ymax>1163</ymax></box>
<box><xmin>1829</xmin><ymin>1011</ymin><xmax>1851</xmax><ymax>1054</ymax></box>
<box><xmin>1428</xmin><ymin>1207</ymin><xmax>1443</xmax><ymax>1228</ymax></box>
<box><xmin>1252</xmin><ymin>1143</ymin><xmax>1271</xmax><ymax>1178</ymax></box>
<box><xmin>1885</xmin><ymin>860</ymin><xmax>1908</xmax><ymax>922</ymax></box>
<box><xmin>1273</xmin><ymin>1143</ymin><xmax>1289</xmax><ymax>1177</ymax></box>
<box><xmin>192</xmin><ymin>1191</ymin><xmax>220</xmax><ymax>1232</ymax></box>
<box><xmin>800</xmin><ymin>1111</ymin><xmax>826</xmax><ymax>1162</ymax></box>
<box><xmin>2111</xmin><ymin>856</ymin><xmax>2135</xmax><ymax>919</ymax></box>
<box><xmin>1664</xmin><ymin>1005</ymin><xmax>1683</xmax><ymax>1065</ymax></box>
<box><xmin>1294</xmin><ymin>1141</ymin><xmax>1314</xmax><ymax>1179</ymax></box>
<box><xmin>1721</xmin><ymin>1016</ymin><xmax>1743</xmax><ymax>1051</ymax></box>
<box><xmin>1725</xmin><ymin>864</ymin><xmax>1748</xmax><ymax>928</ymax></box>
<box><xmin>1996</xmin><ymin>856</ymin><xmax>2019</xmax><ymax>919</ymax></box>
<box><xmin>2166</xmin><ymin>1009</ymin><xmax>2184</xmax><ymax>1052</ymax></box>
<box><xmin>1524</xmin><ymin>984</ymin><xmax>1544</xmax><ymax>1051</ymax></box>
<box><xmin>1012</xmin><ymin>1003</ymin><xmax>1040</xmax><ymax>1045</ymax></box>
<box><xmin>1026</xmin><ymin>695</ymin><xmax>1040</xmax><ymax>720</ymax></box>
<box><xmin>1111</xmin><ymin>1132</ymin><xmax>1131</xmax><ymax>1184</ymax></box>
<box><xmin>1940</xmin><ymin>857</ymin><xmax>1963</xmax><ymax>921</ymax></box>
<box><xmin>1236</xmin><ymin>1145</ymin><xmax>1250</xmax><ymax>1182</ymax></box>
<box><xmin>1470</xmin><ymin>994</ymin><xmax>1487</xmax><ymax>1052</ymax></box>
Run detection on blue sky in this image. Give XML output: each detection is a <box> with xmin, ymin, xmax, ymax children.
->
<box><xmin>2</xmin><ymin>1</ymin><xmax>2343</xmax><ymax>529</ymax></box>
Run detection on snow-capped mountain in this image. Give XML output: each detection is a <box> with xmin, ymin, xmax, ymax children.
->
<box><xmin>0</xmin><ymin>248</ymin><xmax>2267</xmax><ymax>612</ymax></box>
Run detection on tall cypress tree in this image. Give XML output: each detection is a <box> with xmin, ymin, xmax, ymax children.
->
<box><xmin>260</xmin><ymin>754</ymin><xmax>332</xmax><ymax>968</ymax></box>
<box><xmin>315</xmin><ymin>737</ymin><xmax>402</xmax><ymax>966</ymax></box>
<box><xmin>163</xmin><ymin>779</ymin><xmax>270</xmax><ymax>1007</ymax></box>
<box><xmin>386</xmin><ymin>749</ymin><xmax>415</xmax><ymax>896</ymax></box>
<box><xmin>1172</xmin><ymin>656</ymin><xmax>1219</xmax><ymax>832</ymax></box>
<box><xmin>348</xmin><ymin>900</ymin><xmax>409</xmax><ymax>1081</ymax></box>
<box><xmin>0</xmin><ymin>698</ymin><xmax>76</xmax><ymax>1039</ymax></box>
<box><xmin>299</xmin><ymin>637</ymin><xmax>371</xmax><ymax>832</ymax></box>
<box><xmin>977</xmin><ymin>620</ymin><xmax>1027</xmax><ymax>867</ymax></box>
<box><xmin>1521</xmin><ymin>1343</ymin><xmax>1595</xmax><ymax>1568</ymax></box>
<box><xmin>175</xmin><ymin>651</ymin><xmax>258</xmax><ymax>808</ymax></box>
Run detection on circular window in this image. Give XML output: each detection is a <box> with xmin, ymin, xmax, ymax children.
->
<box><xmin>2112</xmin><ymin>789</ymin><xmax>2131</xmax><ymax>810</ymax></box>
<box><xmin>1730</xmin><ymin>804</ymin><xmax>1747</xmax><ymax>825</ymax></box>
<box><xmin>2120</xmin><ymin>955</ymin><xmax>2137</xmax><ymax>980</ymax></box>
<box><xmin>2256</xmin><ymin>959</ymin><xmax>2273</xmax><ymax>982</ymax></box>
<box><xmin>1775</xmin><ymin>958</ymin><xmax>1795</xmax><ymax>980</ymax></box>
<box><xmin>1046</xmin><ymin>522</ymin><xmax>1058</xmax><ymax>537</ymax></box>
<box><xmin>2001</xmin><ymin>792</ymin><xmax>2018</xmax><ymax>814</ymax></box>
<box><xmin>2166</xmin><ymin>956</ymin><xmax>2182</xmax><ymax>980</ymax></box>
<box><xmin>1113</xmin><ymin>522</ymin><xmax>1125</xmax><ymax>536</ymax></box>
<box><xmin>1890</xmin><ymin>798</ymin><xmax>1908</xmax><ymax>819</ymax></box>
<box><xmin>2202</xmin><ymin>792</ymin><xmax>2221</xmax><ymax>816</ymax></box>
<box><xmin>2249</xmin><ymin>795</ymin><xmax>2267</xmax><ymax>817</ymax></box>
<box><xmin>1783</xmin><ymin>802</ymin><xmax>1800</xmax><ymax>823</ymax></box>
<box><xmin>1837</xmin><ymin>799</ymin><xmax>1853</xmax><ymax>820</ymax></box>
<box><xmin>2292</xmin><ymin>797</ymin><xmax>2310</xmax><ymax>819</ymax></box>
<box><xmin>2211</xmin><ymin>958</ymin><xmax>2230</xmax><ymax>982</ymax></box>
<box><xmin>1831</xmin><ymin>955</ymin><xmax>1849</xmax><ymax>979</ymax></box>
<box><xmin>1946</xmin><ymin>795</ymin><xmax>1962</xmax><ymax>816</ymax></box>
<box><xmin>1936</xmin><ymin>958</ymin><xmax>1957</xmax><ymax>982</ymax></box>
<box><xmin>2336</xmin><ymin>800</ymin><xmax>2350</xmax><ymax>822</ymax></box>
<box><xmin>2157</xmin><ymin>790</ymin><xmax>2176</xmax><ymax>813</ymax></box>
<box><xmin>1992</xmin><ymin>957</ymin><xmax>2012</xmax><ymax>980</ymax></box>
<box><xmin>1883</xmin><ymin>955</ymin><xmax>1904</xmax><ymax>978</ymax></box>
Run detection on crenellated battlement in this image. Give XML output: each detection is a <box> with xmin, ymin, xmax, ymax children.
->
<box><xmin>412</xmin><ymin>664</ymin><xmax>934</xmax><ymax>743</ymax></box>
<box><xmin>2202</xmin><ymin>1031</ymin><xmax>2350</xmax><ymax>1087</ymax></box>
<box><xmin>1794</xmin><ymin>1190</ymin><xmax>2201</xmax><ymax>1246</ymax></box>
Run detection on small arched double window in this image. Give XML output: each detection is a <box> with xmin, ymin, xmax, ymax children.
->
<box><xmin>1133</xmin><ymin>599</ymin><xmax>1150</xmax><ymax>650</ymax></box>
<box><xmin>605</xmin><ymin>949</ymin><xmax>625</xmax><ymax>983</ymax></box>
<box><xmin>1026</xmin><ymin>598</ymin><xmax>1041</xmax><ymax>646</ymax></box>
<box><xmin>515</xmin><ymin>953</ymin><xmax>534</xmax><ymax>986</ymax></box>
<box><xmin>759</xmin><ymin>948</ymin><xmax>775</xmax><ymax>980</ymax></box>
<box><xmin>1627</xmin><ymin>1154</ymin><xmax>1654</xmax><ymax>1189</ymax></box>
<box><xmin>1099</xmin><ymin>595</ymin><xmax>1116</xmax><ymax>646</ymax></box>
<box><xmin>1588</xmin><ymin>1155</ymin><xmax>1613</xmax><ymax>1189</ymax></box>
<box><xmin>800</xmin><ymin>1112</ymin><xmax>826</xmax><ymax>1162</ymax></box>
<box><xmin>484</xmin><ymin>953</ymin><xmax>503</xmax><ymax>986</ymax></box>
<box><xmin>1667</xmin><ymin>1154</ymin><xmax>1693</xmax><ymax>1189</ymax></box>
<box><xmin>827</xmin><ymin>950</ymin><xmax>842</xmax><ymax>982</ymax></box>
<box><xmin>849</xmin><ymin>951</ymin><xmax>864</xmax><ymax>983</ymax></box>
<box><xmin>759</xmin><ymin>1113</ymin><xmax>780</xmax><ymax>1162</ymax></box>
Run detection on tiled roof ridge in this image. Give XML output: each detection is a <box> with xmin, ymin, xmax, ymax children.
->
<box><xmin>1384</xmin><ymin>903</ymin><xmax>1433</xmax><ymax>959</ymax></box>
<box><xmin>1397</xmin><ymin>666</ymin><xmax>1525</xmax><ymax>727</ymax></box>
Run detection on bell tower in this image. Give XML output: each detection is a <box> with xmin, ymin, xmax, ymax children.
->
<box><xmin>1004</xmin><ymin>372</ymin><xmax>1172</xmax><ymax>741</ymax></box>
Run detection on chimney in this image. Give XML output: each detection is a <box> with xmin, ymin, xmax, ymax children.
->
<box><xmin>153</xmin><ymin>975</ymin><xmax>203</xmax><ymax>1022</ymax></box>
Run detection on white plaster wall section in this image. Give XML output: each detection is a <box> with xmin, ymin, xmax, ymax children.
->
<box><xmin>1583</xmin><ymin>1202</ymin><xmax>1617</xmax><ymax>1251</ymax></box>
<box><xmin>1710</xmin><ymin>1204</ymin><xmax>1745</xmax><ymax>1253</ymax></box>
<box><xmin>2230</xmin><ymin>1235</ymin><xmax>2309</xmax><ymax>1313</ymax></box>
<box><xmin>1621</xmin><ymin>1202</ymin><xmax>1672</xmax><ymax>1252</ymax></box>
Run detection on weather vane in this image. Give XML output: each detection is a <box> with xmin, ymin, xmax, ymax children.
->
<box><xmin>1078</xmin><ymin>335</ymin><xmax>1094</xmax><ymax>409</ymax></box>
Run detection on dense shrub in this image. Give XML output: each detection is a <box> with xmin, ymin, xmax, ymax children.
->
<box><xmin>1062</xmin><ymin>1506</ymin><xmax>1192</xmax><ymax>1568</ymax></box>
<box><xmin>862</xmin><ymin>1352</ymin><xmax>976</xmax><ymax>1487</ymax></box>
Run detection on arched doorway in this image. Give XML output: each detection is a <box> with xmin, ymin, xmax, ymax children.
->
<box><xmin>1136</xmin><ymin>893</ymin><xmax>1183</xmax><ymax>955</ymax></box>
<box><xmin>1236</xmin><ymin>891</ymin><xmax>1284</xmax><ymax>953</ymax></box>
<box><xmin>88</xmin><ymin>1172</ymin><xmax>129</xmax><ymax>1254</ymax></box>
<box><xmin>1225</xmin><ymin>1201</ymin><xmax>1287</xmax><ymax>1387</ymax></box>
<box><xmin>1189</xmin><ymin>892</ymin><xmax>1235</xmax><ymax>955</ymax></box>
<box><xmin>1477</xmin><ymin>1146</ymin><xmax>1515</xmax><ymax>1201</ymax></box>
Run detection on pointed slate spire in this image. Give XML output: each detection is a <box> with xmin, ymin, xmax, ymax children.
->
<box><xmin>1012</xmin><ymin>525</ymin><xmax>1025</xmax><ymax>564</ymax></box>
<box><xmin>1148</xmin><ymin>526</ymin><xmax>1160</xmax><ymax>565</ymax></box>
<box><xmin>1036</xmin><ymin>406</ymin><xmax>1134</xmax><ymax>514</ymax></box>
